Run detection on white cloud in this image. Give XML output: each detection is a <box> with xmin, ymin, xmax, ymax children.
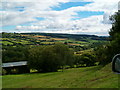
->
<box><xmin>15</xmin><ymin>15</ymin><xmax>112</xmax><ymax>36</ymax></box>
<box><xmin>1</xmin><ymin>10</ymin><xmax>37</xmax><ymax>26</ymax></box>
<box><xmin>1</xmin><ymin>0</ymin><xmax>71</xmax><ymax>27</ymax></box>
<box><xmin>1</xmin><ymin>0</ymin><xmax>119</xmax><ymax>35</ymax></box>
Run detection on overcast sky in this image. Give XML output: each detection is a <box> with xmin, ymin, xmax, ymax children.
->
<box><xmin>0</xmin><ymin>0</ymin><xmax>119</xmax><ymax>36</ymax></box>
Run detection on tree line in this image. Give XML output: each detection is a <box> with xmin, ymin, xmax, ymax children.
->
<box><xmin>2</xmin><ymin>43</ymin><xmax>98</xmax><ymax>72</ymax></box>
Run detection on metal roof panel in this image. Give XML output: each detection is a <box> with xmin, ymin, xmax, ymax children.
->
<box><xmin>2</xmin><ymin>61</ymin><xmax>27</xmax><ymax>68</ymax></box>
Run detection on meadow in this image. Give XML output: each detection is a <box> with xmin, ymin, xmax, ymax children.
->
<box><xmin>2</xmin><ymin>63</ymin><xmax>119</xmax><ymax>88</ymax></box>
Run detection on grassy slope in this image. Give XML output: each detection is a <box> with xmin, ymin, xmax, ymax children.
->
<box><xmin>2</xmin><ymin>63</ymin><xmax>119</xmax><ymax>88</ymax></box>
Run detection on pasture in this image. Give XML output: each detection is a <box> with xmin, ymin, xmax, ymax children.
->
<box><xmin>2</xmin><ymin>63</ymin><xmax>119</xmax><ymax>88</ymax></box>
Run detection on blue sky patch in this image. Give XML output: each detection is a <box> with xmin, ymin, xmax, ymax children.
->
<box><xmin>15</xmin><ymin>7</ymin><xmax>25</xmax><ymax>12</ymax></box>
<box><xmin>2</xmin><ymin>25</ymin><xmax>16</xmax><ymax>30</ymax></box>
<box><xmin>77</xmin><ymin>11</ymin><xmax>104</xmax><ymax>18</ymax></box>
<box><xmin>52</xmin><ymin>2</ymin><xmax>92</xmax><ymax>11</ymax></box>
<box><xmin>73</xmin><ymin>11</ymin><xmax>104</xmax><ymax>19</ymax></box>
<box><xmin>35</xmin><ymin>17</ymin><xmax>45</xmax><ymax>21</ymax></box>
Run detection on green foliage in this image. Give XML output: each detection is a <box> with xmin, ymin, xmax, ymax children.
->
<box><xmin>109</xmin><ymin>11</ymin><xmax>120</xmax><ymax>40</ymax></box>
<box><xmin>2</xmin><ymin>32</ymin><xmax>20</xmax><ymax>38</ymax></box>
<box><xmin>80</xmin><ymin>53</ymin><xmax>96</xmax><ymax>66</ymax></box>
<box><xmin>94</xmin><ymin>45</ymin><xmax>112</xmax><ymax>65</ymax></box>
<box><xmin>74</xmin><ymin>53</ymin><xmax>96</xmax><ymax>67</ymax></box>
<box><xmin>109</xmin><ymin>11</ymin><xmax>120</xmax><ymax>54</ymax></box>
<box><xmin>28</xmin><ymin>44</ymin><xmax>74</xmax><ymax>72</ymax></box>
<box><xmin>94</xmin><ymin>11</ymin><xmax>120</xmax><ymax>65</ymax></box>
<box><xmin>74</xmin><ymin>55</ymin><xmax>84</xmax><ymax>67</ymax></box>
<box><xmin>2</xmin><ymin>46</ymin><xmax>29</xmax><ymax>63</ymax></box>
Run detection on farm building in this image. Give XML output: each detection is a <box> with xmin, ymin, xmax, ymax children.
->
<box><xmin>2</xmin><ymin>61</ymin><xmax>30</xmax><ymax>75</ymax></box>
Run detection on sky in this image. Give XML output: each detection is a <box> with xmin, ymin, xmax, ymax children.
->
<box><xmin>0</xmin><ymin>0</ymin><xmax>120</xmax><ymax>36</ymax></box>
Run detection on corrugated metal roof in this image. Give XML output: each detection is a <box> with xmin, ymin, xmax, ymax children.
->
<box><xmin>2</xmin><ymin>61</ymin><xmax>27</xmax><ymax>68</ymax></box>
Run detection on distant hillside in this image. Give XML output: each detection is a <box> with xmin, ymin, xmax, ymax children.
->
<box><xmin>21</xmin><ymin>33</ymin><xmax>109</xmax><ymax>41</ymax></box>
<box><xmin>1</xmin><ymin>32</ymin><xmax>109</xmax><ymax>54</ymax></box>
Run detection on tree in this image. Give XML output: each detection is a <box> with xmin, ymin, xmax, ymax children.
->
<box><xmin>53</xmin><ymin>43</ymin><xmax>74</xmax><ymax>67</ymax></box>
<box><xmin>109</xmin><ymin>11</ymin><xmax>120</xmax><ymax>56</ymax></box>
<box><xmin>28</xmin><ymin>44</ymin><xmax>74</xmax><ymax>72</ymax></box>
<box><xmin>95</xmin><ymin>11</ymin><xmax>120</xmax><ymax>65</ymax></box>
<box><xmin>27</xmin><ymin>46</ymin><xmax>44</xmax><ymax>72</ymax></box>
<box><xmin>81</xmin><ymin>53</ymin><xmax>96</xmax><ymax>67</ymax></box>
<box><xmin>109</xmin><ymin>11</ymin><xmax>120</xmax><ymax>40</ymax></box>
<box><xmin>74</xmin><ymin>53</ymin><xmax>96</xmax><ymax>67</ymax></box>
<box><xmin>74</xmin><ymin>54</ymin><xmax>84</xmax><ymax>67</ymax></box>
<box><xmin>39</xmin><ymin>46</ymin><xmax>60</xmax><ymax>72</ymax></box>
<box><xmin>2</xmin><ymin>46</ymin><xmax>28</xmax><ymax>63</ymax></box>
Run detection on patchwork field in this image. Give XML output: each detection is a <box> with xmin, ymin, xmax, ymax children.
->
<box><xmin>1</xmin><ymin>33</ymin><xmax>108</xmax><ymax>53</ymax></box>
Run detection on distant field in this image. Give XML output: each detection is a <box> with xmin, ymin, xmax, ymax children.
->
<box><xmin>21</xmin><ymin>35</ymin><xmax>30</xmax><ymax>37</ymax></box>
<box><xmin>41</xmin><ymin>42</ymin><xmax>55</xmax><ymax>45</ymax></box>
<box><xmin>37</xmin><ymin>38</ymin><xmax>50</xmax><ymax>41</ymax></box>
<box><xmin>2</xmin><ymin>63</ymin><xmax>119</xmax><ymax>88</ymax></box>
<box><xmin>32</xmin><ymin>35</ymin><xmax>47</xmax><ymax>38</ymax></box>
<box><xmin>51</xmin><ymin>38</ymin><xmax>67</xmax><ymax>41</ymax></box>
<box><xmin>1</xmin><ymin>33</ymin><xmax>108</xmax><ymax>48</ymax></box>
<box><xmin>2</xmin><ymin>41</ymin><xmax>13</xmax><ymax>45</ymax></box>
<box><xmin>68</xmin><ymin>43</ymin><xmax>81</xmax><ymax>46</ymax></box>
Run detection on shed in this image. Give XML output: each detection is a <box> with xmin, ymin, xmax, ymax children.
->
<box><xmin>2</xmin><ymin>61</ymin><xmax>30</xmax><ymax>75</ymax></box>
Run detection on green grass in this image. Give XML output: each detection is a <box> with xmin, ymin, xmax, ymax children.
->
<box><xmin>2</xmin><ymin>41</ymin><xmax>13</xmax><ymax>45</ymax></box>
<box><xmin>75</xmin><ymin>41</ymin><xmax>88</xmax><ymax>44</ymax></box>
<box><xmin>2</xmin><ymin>38</ymin><xmax>32</xmax><ymax>45</ymax></box>
<box><xmin>2</xmin><ymin>63</ymin><xmax>119</xmax><ymax>88</ymax></box>
<box><xmin>41</xmin><ymin>42</ymin><xmax>55</xmax><ymax>45</ymax></box>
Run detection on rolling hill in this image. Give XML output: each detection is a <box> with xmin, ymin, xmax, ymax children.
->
<box><xmin>2</xmin><ymin>63</ymin><xmax>119</xmax><ymax>88</ymax></box>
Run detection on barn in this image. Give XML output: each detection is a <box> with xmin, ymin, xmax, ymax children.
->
<box><xmin>2</xmin><ymin>61</ymin><xmax>30</xmax><ymax>75</ymax></box>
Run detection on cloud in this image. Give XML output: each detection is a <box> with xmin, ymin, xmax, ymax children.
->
<box><xmin>15</xmin><ymin>15</ymin><xmax>112</xmax><ymax>36</ymax></box>
<box><xmin>1</xmin><ymin>0</ymin><xmax>70</xmax><ymax>27</ymax></box>
<box><xmin>1</xmin><ymin>0</ymin><xmax>119</xmax><ymax>35</ymax></box>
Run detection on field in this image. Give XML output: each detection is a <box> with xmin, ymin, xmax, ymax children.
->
<box><xmin>1</xmin><ymin>33</ymin><xmax>108</xmax><ymax>54</ymax></box>
<box><xmin>2</xmin><ymin>63</ymin><xmax>119</xmax><ymax>88</ymax></box>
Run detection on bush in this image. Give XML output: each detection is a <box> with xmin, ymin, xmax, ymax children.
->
<box><xmin>74</xmin><ymin>53</ymin><xmax>96</xmax><ymax>67</ymax></box>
